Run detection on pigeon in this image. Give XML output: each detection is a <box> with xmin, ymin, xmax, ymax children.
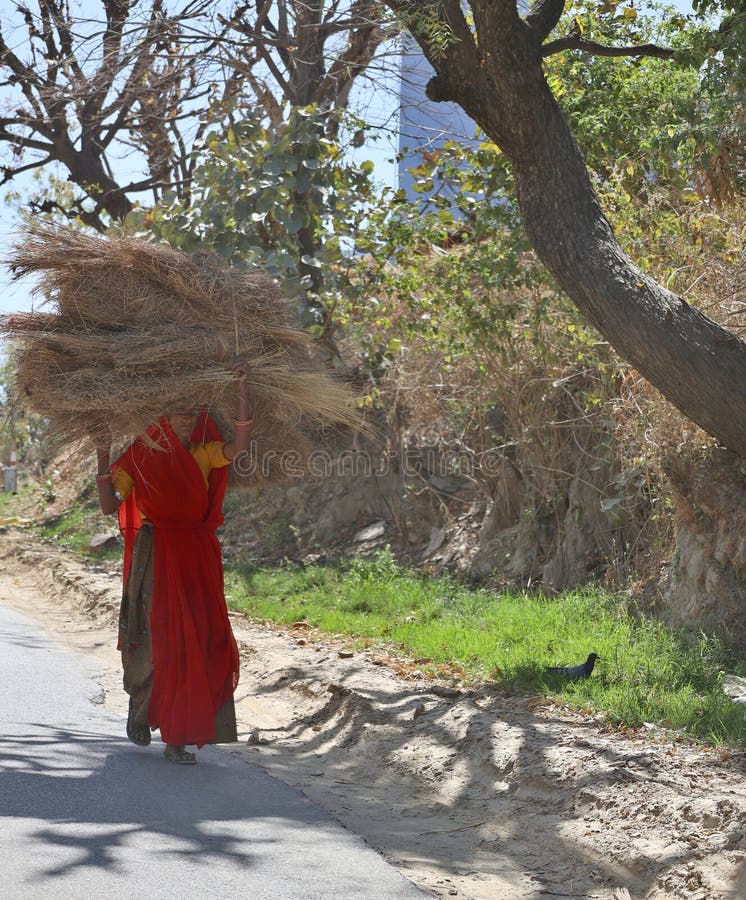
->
<box><xmin>545</xmin><ymin>652</ymin><xmax>600</xmax><ymax>680</ymax></box>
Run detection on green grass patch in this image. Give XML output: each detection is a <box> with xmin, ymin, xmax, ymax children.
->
<box><xmin>224</xmin><ymin>548</ymin><xmax>746</xmax><ymax>747</ymax></box>
<box><xmin>0</xmin><ymin>485</ymin><xmax>31</xmax><ymax>518</ymax></box>
<box><xmin>34</xmin><ymin>500</ymin><xmax>122</xmax><ymax>563</ymax></box>
<box><xmin>19</xmin><ymin>505</ymin><xmax>746</xmax><ymax>748</ymax></box>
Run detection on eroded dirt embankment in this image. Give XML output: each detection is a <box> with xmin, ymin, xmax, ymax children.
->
<box><xmin>1</xmin><ymin>530</ymin><xmax>745</xmax><ymax>900</ymax></box>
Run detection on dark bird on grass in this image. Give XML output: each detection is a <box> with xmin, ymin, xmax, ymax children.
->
<box><xmin>545</xmin><ymin>652</ymin><xmax>600</xmax><ymax>681</ymax></box>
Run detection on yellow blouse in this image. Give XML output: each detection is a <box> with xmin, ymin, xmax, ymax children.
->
<box><xmin>113</xmin><ymin>441</ymin><xmax>230</xmax><ymax>500</ymax></box>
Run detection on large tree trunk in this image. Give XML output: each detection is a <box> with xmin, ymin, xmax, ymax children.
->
<box><xmin>509</xmin><ymin>82</ymin><xmax>746</xmax><ymax>454</ymax></box>
<box><xmin>388</xmin><ymin>1</ymin><xmax>746</xmax><ymax>454</ymax></box>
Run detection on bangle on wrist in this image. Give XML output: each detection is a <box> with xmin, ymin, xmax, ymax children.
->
<box><xmin>96</xmin><ymin>472</ymin><xmax>113</xmax><ymax>483</ymax></box>
<box><xmin>233</xmin><ymin>418</ymin><xmax>252</xmax><ymax>429</ymax></box>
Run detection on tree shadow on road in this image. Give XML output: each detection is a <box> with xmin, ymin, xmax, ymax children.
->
<box><xmin>0</xmin><ymin>724</ymin><xmax>351</xmax><ymax>882</ymax></box>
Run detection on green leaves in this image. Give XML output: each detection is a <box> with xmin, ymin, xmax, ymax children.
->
<box><xmin>344</xmin><ymin>136</ymin><xmax>596</xmax><ymax>372</ymax></box>
<box><xmin>548</xmin><ymin>0</ymin><xmax>745</xmax><ymax>203</ymax></box>
<box><xmin>131</xmin><ymin>105</ymin><xmax>380</xmax><ymax>327</ymax></box>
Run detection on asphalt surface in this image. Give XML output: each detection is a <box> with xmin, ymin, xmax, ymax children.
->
<box><xmin>0</xmin><ymin>600</ymin><xmax>427</xmax><ymax>899</ymax></box>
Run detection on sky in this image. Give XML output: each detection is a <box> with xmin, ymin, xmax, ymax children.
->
<box><xmin>0</xmin><ymin>0</ymin><xmax>697</xmax><ymax>325</ymax></box>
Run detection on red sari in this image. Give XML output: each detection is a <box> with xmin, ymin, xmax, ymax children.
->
<box><xmin>113</xmin><ymin>415</ymin><xmax>239</xmax><ymax>748</ymax></box>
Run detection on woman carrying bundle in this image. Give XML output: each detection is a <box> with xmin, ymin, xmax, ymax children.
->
<box><xmin>95</xmin><ymin>363</ymin><xmax>251</xmax><ymax>765</ymax></box>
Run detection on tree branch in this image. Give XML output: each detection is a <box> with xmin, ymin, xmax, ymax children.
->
<box><xmin>277</xmin><ymin>0</ymin><xmax>289</xmax><ymax>39</ymax></box>
<box><xmin>245</xmin><ymin>32</ymin><xmax>293</xmax><ymax>101</ymax></box>
<box><xmin>0</xmin><ymin>128</ymin><xmax>55</xmax><ymax>154</ymax></box>
<box><xmin>318</xmin><ymin>0</ymin><xmax>380</xmax><ymax>37</ymax></box>
<box><xmin>110</xmin><ymin>175</ymin><xmax>169</xmax><ymax>195</ymax></box>
<box><xmin>473</xmin><ymin>0</ymin><xmax>522</xmax><ymax>38</ymax></box>
<box><xmin>432</xmin><ymin>0</ymin><xmax>475</xmax><ymax>51</ymax></box>
<box><xmin>84</xmin><ymin>1</ymin><xmax>129</xmax><ymax>116</ymax></box>
<box><xmin>227</xmin><ymin>23</ymin><xmax>297</xmax><ymax>50</ymax></box>
<box><xmin>542</xmin><ymin>36</ymin><xmax>675</xmax><ymax>59</ymax></box>
<box><xmin>1</xmin><ymin>156</ymin><xmax>53</xmax><ymax>184</ymax></box>
<box><xmin>37</xmin><ymin>1</ymin><xmax>61</xmax><ymax>85</ymax></box>
<box><xmin>28</xmin><ymin>194</ymin><xmax>107</xmax><ymax>232</ymax></box>
<box><xmin>0</xmin><ymin>114</ymin><xmax>51</xmax><ymax>132</ymax></box>
<box><xmin>526</xmin><ymin>0</ymin><xmax>566</xmax><ymax>42</ymax></box>
<box><xmin>388</xmin><ymin>0</ymin><xmax>479</xmax><ymax>105</ymax></box>
<box><xmin>40</xmin><ymin>1</ymin><xmax>76</xmax><ymax>68</ymax></box>
<box><xmin>323</xmin><ymin>0</ymin><xmax>344</xmax><ymax>25</ymax></box>
<box><xmin>316</xmin><ymin>20</ymin><xmax>385</xmax><ymax>112</ymax></box>
<box><xmin>0</xmin><ymin>32</ymin><xmax>46</xmax><ymax>121</ymax></box>
<box><xmin>254</xmin><ymin>0</ymin><xmax>274</xmax><ymax>34</ymax></box>
<box><xmin>226</xmin><ymin>60</ymin><xmax>285</xmax><ymax>128</ymax></box>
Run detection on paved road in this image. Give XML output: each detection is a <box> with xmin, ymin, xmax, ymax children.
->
<box><xmin>0</xmin><ymin>601</ymin><xmax>426</xmax><ymax>899</ymax></box>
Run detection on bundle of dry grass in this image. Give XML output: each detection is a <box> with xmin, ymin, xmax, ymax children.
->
<box><xmin>3</xmin><ymin>224</ymin><xmax>365</xmax><ymax>487</ymax></box>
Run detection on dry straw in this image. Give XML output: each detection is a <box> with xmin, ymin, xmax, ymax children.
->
<box><xmin>2</xmin><ymin>224</ymin><xmax>366</xmax><ymax>487</ymax></box>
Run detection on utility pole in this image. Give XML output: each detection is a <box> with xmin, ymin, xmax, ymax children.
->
<box><xmin>4</xmin><ymin>446</ymin><xmax>17</xmax><ymax>494</ymax></box>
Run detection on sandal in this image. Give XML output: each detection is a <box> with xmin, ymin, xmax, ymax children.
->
<box><xmin>163</xmin><ymin>745</ymin><xmax>197</xmax><ymax>765</ymax></box>
<box><xmin>126</xmin><ymin>698</ymin><xmax>151</xmax><ymax>747</ymax></box>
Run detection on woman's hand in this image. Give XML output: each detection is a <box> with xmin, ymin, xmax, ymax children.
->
<box><xmin>233</xmin><ymin>359</ymin><xmax>250</xmax><ymax>394</ymax></box>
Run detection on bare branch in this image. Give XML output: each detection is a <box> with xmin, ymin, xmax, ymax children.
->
<box><xmin>0</xmin><ymin>31</ymin><xmax>46</xmax><ymax>122</ymax></box>
<box><xmin>188</xmin><ymin>66</ymin><xmax>247</xmax><ymax>174</ymax></box>
<box><xmin>110</xmin><ymin>175</ymin><xmax>170</xmax><ymax>195</ymax></box>
<box><xmin>269</xmin><ymin>0</ymin><xmax>297</xmax><ymax>76</ymax></box>
<box><xmin>28</xmin><ymin>193</ymin><xmax>108</xmax><ymax>232</ymax></box>
<box><xmin>240</xmin><ymin>30</ymin><xmax>294</xmax><ymax>101</ymax></box>
<box><xmin>226</xmin><ymin>23</ymin><xmax>297</xmax><ymax>50</ymax></box>
<box><xmin>40</xmin><ymin>1</ymin><xmax>75</xmax><ymax>70</ymax></box>
<box><xmin>0</xmin><ymin>0</ymin><xmax>398</xmax><ymax>222</ymax></box>
<box><xmin>0</xmin><ymin>2</ymin><xmax>217</xmax><ymax>222</ymax></box>
<box><xmin>316</xmin><ymin>10</ymin><xmax>389</xmax><ymax>117</ymax></box>
<box><xmin>226</xmin><ymin>59</ymin><xmax>285</xmax><ymax>128</ymax></box>
<box><xmin>85</xmin><ymin>0</ymin><xmax>131</xmax><ymax>114</ymax></box>
<box><xmin>318</xmin><ymin>0</ymin><xmax>384</xmax><ymax>37</ymax></box>
<box><xmin>322</xmin><ymin>0</ymin><xmax>344</xmax><ymax>25</ymax></box>
<box><xmin>277</xmin><ymin>0</ymin><xmax>289</xmax><ymax>39</ymax></box>
<box><xmin>0</xmin><ymin>128</ymin><xmax>54</xmax><ymax>154</ymax></box>
<box><xmin>541</xmin><ymin>36</ymin><xmax>675</xmax><ymax>59</ymax></box>
<box><xmin>1</xmin><ymin>156</ymin><xmax>53</xmax><ymax>184</ymax></box>
<box><xmin>37</xmin><ymin>2</ymin><xmax>62</xmax><ymax>85</ymax></box>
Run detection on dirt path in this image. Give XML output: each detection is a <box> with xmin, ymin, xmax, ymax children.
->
<box><xmin>1</xmin><ymin>530</ymin><xmax>745</xmax><ymax>899</ymax></box>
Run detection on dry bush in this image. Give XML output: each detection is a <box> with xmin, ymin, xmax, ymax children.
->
<box><xmin>615</xmin><ymin>202</ymin><xmax>745</xmax><ymax>471</ymax></box>
<box><xmin>386</xmin><ymin>195</ymin><xmax>744</xmax><ymax>564</ymax></box>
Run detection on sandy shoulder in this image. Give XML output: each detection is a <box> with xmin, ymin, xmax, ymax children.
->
<box><xmin>1</xmin><ymin>529</ymin><xmax>745</xmax><ymax>900</ymax></box>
